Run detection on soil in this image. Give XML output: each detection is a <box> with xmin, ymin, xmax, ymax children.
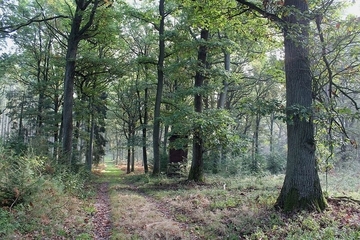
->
<box><xmin>93</xmin><ymin>182</ymin><xmax>112</xmax><ymax>240</ymax></box>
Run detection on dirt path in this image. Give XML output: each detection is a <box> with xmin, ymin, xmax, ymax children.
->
<box><xmin>93</xmin><ymin>182</ymin><xmax>112</xmax><ymax>239</ymax></box>
<box><xmin>93</xmin><ymin>164</ymin><xmax>198</xmax><ymax>240</ymax></box>
<box><xmin>117</xmin><ymin>184</ymin><xmax>198</xmax><ymax>240</ymax></box>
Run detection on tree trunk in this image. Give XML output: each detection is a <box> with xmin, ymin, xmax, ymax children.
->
<box><xmin>251</xmin><ymin>112</ymin><xmax>261</xmax><ymax>173</ymax></box>
<box><xmin>213</xmin><ymin>51</ymin><xmax>230</xmax><ymax>173</ymax></box>
<box><xmin>131</xmin><ymin>143</ymin><xmax>135</xmax><ymax>172</ymax></box>
<box><xmin>275</xmin><ymin>0</ymin><xmax>326</xmax><ymax>212</ymax></box>
<box><xmin>269</xmin><ymin>112</ymin><xmax>274</xmax><ymax>154</ymax></box>
<box><xmin>188</xmin><ymin>28</ymin><xmax>209</xmax><ymax>182</ymax></box>
<box><xmin>163</xmin><ymin>125</ymin><xmax>169</xmax><ymax>156</ymax></box>
<box><xmin>217</xmin><ymin>52</ymin><xmax>229</xmax><ymax>109</ymax></box>
<box><xmin>116</xmin><ymin>133</ymin><xmax>121</xmax><ymax>165</ymax></box>
<box><xmin>61</xmin><ymin>5</ymin><xmax>82</xmax><ymax>164</ymax></box>
<box><xmin>86</xmin><ymin>113</ymin><xmax>95</xmax><ymax>171</ymax></box>
<box><xmin>127</xmin><ymin>146</ymin><xmax>131</xmax><ymax>174</ymax></box>
<box><xmin>152</xmin><ymin>0</ymin><xmax>165</xmax><ymax>176</ymax></box>
<box><xmin>61</xmin><ymin>0</ymin><xmax>99</xmax><ymax>165</ymax></box>
<box><xmin>142</xmin><ymin>87</ymin><xmax>149</xmax><ymax>173</ymax></box>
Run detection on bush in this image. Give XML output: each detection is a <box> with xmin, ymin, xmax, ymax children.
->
<box><xmin>52</xmin><ymin>165</ymin><xmax>92</xmax><ymax>198</ymax></box>
<box><xmin>0</xmin><ymin>147</ymin><xmax>45</xmax><ymax>207</ymax></box>
<box><xmin>0</xmin><ymin>208</ymin><xmax>18</xmax><ymax>237</ymax></box>
<box><xmin>266</xmin><ymin>153</ymin><xmax>286</xmax><ymax>174</ymax></box>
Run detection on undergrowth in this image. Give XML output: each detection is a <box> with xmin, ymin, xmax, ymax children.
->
<box><xmin>0</xmin><ymin>145</ymin><xmax>96</xmax><ymax>239</ymax></box>
<box><xmin>110</xmin><ymin>163</ymin><xmax>360</xmax><ymax>239</ymax></box>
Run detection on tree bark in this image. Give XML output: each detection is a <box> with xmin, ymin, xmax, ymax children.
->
<box><xmin>217</xmin><ymin>52</ymin><xmax>229</xmax><ymax>109</ymax></box>
<box><xmin>142</xmin><ymin>87</ymin><xmax>149</xmax><ymax>173</ymax></box>
<box><xmin>61</xmin><ymin>7</ymin><xmax>81</xmax><ymax>163</ymax></box>
<box><xmin>152</xmin><ymin>0</ymin><xmax>165</xmax><ymax>175</ymax></box>
<box><xmin>61</xmin><ymin>0</ymin><xmax>99</xmax><ymax>165</ymax></box>
<box><xmin>275</xmin><ymin>0</ymin><xmax>326</xmax><ymax>212</ymax></box>
<box><xmin>251</xmin><ymin>112</ymin><xmax>261</xmax><ymax>173</ymax></box>
<box><xmin>188</xmin><ymin>29</ymin><xmax>209</xmax><ymax>182</ymax></box>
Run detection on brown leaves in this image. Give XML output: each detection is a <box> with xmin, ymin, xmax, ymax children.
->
<box><xmin>92</xmin><ymin>182</ymin><xmax>112</xmax><ymax>240</ymax></box>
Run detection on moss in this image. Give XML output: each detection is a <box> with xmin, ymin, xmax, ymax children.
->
<box><xmin>283</xmin><ymin>188</ymin><xmax>300</xmax><ymax>212</ymax></box>
<box><xmin>281</xmin><ymin>188</ymin><xmax>327</xmax><ymax>212</ymax></box>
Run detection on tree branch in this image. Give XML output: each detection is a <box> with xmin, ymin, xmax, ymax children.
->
<box><xmin>0</xmin><ymin>15</ymin><xmax>70</xmax><ymax>35</ymax></box>
<box><xmin>235</xmin><ymin>0</ymin><xmax>285</xmax><ymax>25</ymax></box>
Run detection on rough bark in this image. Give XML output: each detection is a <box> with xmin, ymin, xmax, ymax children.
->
<box><xmin>152</xmin><ymin>0</ymin><xmax>165</xmax><ymax>175</ymax></box>
<box><xmin>61</xmin><ymin>9</ymin><xmax>81</xmax><ymax>163</ymax></box>
<box><xmin>61</xmin><ymin>0</ymin><xmax>99</xmax><ymax>165</ymax></box>
<box><xmin>188</xmin><ymin>29</ymin><xmax>209</xmax><ymax>182</ymax></box>
<box><xmin>275</xmin><ymin>0</ymin><xmax>326</xmax><ymax>212</ymax></box>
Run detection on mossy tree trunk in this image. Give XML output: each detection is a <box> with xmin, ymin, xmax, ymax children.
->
<box><xmin>275</xmin><ymin>0</ymin><xmax>326</xmax><ymax>212</ymax></box>
<box><xmin>188</xmin><ymin>28</ymin><xmax>209</xmax><ymax>182</ymax></box>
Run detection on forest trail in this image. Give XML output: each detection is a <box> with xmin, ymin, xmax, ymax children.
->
<box><xmin>93</xmin><ymin>163</ymin><xmax>197</xmax><ymax>240</ymax></box>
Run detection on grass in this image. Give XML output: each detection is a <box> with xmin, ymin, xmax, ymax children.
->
<box><xmin>0</xmin><ymin>178</ymin><xmax>95</xmax><ymax>239</ymax></box>
<box><xmin>107</xmin><ymin>163</ymin><xmax>360</xmax><ymax>239</ymax></box>
<box><xmin>2</xmin><ymin>159</ymin><xmax>359</xmax><ymax>239</ymax></box>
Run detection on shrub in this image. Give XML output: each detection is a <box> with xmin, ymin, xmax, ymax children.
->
<box><xmin>0</xmin><ymin>147</ymin><xmax>45</xmax><ymax>207</ymax></box>
<box><xmin>52</xmin><ymin>165</ymin><xmax>92</xmax><ymax>198</ymax></box>
<box><xmin>0</xmin><ymin>208</ymin><xmax>18</xmax><ymax>237</ymax></box>
<box><xmin>266</xmin><ymin>153</ymin><xmax>286</xmax><ymax>174</ymax></box>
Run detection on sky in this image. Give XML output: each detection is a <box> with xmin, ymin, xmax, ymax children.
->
<box><xmin>344</xmin><ymin>0</ymin><xmax>360</xmax><ymax>16</ymax></box>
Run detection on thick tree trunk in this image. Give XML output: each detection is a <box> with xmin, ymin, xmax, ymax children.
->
<box><xmin>61</xmin><ymin>0</ymin><xmax>99</xmax><ymax>165</ymax></box>
<box><xmin>275</xmin><ymin>0</ymin><xmax>326</xmax><ymax>212</ymax></box>
<box><xmin>152</xmin><ymin>0</ymin><xmax>165</xmax><ymax>176</ymax></box>
<box><xmin>61</xmin><ymin>5</ymin><xmax>82</xmax><ymax>164</ymax></box>
<box><xmin>188</xmin><ymin>29</ymin><xmax>209</xmax><ymax>182</ymax></box>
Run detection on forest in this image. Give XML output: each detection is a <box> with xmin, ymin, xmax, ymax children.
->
<box><xmin>0</xmin><ymin>0</ymin><xmax>360</xmax><ymax>239</ymax></box>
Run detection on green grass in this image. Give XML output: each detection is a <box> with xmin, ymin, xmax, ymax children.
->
<box><xmin>107</xmin><ymin>163</ymin><xmax>360</xmax><ymax>239</ymax></box>
<box><xmin>6</xmin><ymin>159</ymin><xmax>356</xmax><ymax>239</ymax></box>
<box><xmin>94</xmin><ymin>162</ymin><xmax>123</xmax><ymax>183</ymax></box>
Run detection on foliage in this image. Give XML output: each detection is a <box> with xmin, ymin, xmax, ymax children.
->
<box><xmin>266</xmin><ymin>153</ymin><xmax>286</xmax><ymax>174</ymax></box>
<box><xmin>0</xmin><ymin>142</ymin><xmax>95</xmax><ymax>239</ymax></box>
<box><xmin>0</xmin><ymin>207</ymin><xmax>18</xmax><ymax>237</ymax></box>
<box><xmin>0</xmin><ymin>146</ymin><xmax>44</xmax><ymax>207</ymax></box>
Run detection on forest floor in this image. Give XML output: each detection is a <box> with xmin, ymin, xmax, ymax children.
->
<box><xmin>92</xmin><ymin>162</ymin><xmax>360</xmax><ymax>240</ymax></box>
<box><xmin>2</xmin><ymin>161</ymin><xmax>360</xmax><ymax>239</ymax></box>
<box><xmin>93</xmin><ymin>163</ymin><xmax>197</xmax><ymax>239</ymax></box>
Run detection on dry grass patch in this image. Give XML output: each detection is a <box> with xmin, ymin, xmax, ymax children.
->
<box><xmin>104</xmin><ymin>163</ymin><xmax>360</xmax><ymax>239</ymax></box>
<box><xmin>2</xmin><ymin>179</ymin><xmax>94</xmax><ymax>239</ymax></box>
<box><xmin>110</xmin><ymin>188</ymin><xmax>187</xmax><ymax>239</ymax></box>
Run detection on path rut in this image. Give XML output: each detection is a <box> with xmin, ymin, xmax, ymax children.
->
<box><xmin>93</xmin><ymin>182</ymin><xmax>112</xmax><ymax>240</ymax></box>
